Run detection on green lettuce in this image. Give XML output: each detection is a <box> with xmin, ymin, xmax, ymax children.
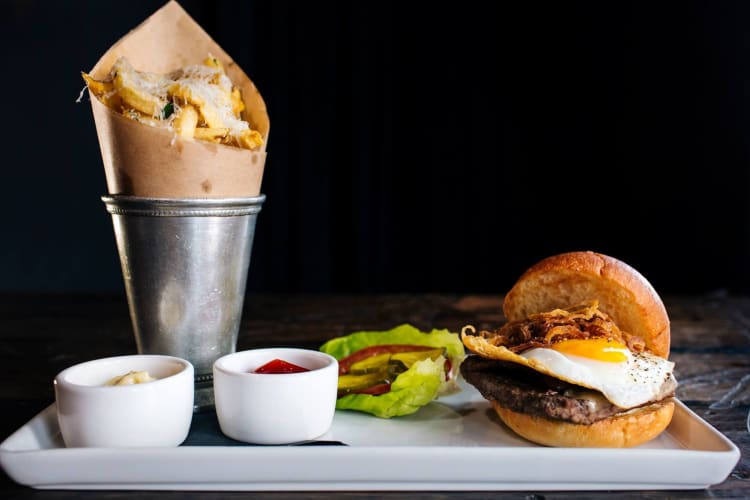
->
<box><xmin>319</xmin><ymin>324</ymin><xmax>465</xmax><ymax>418</ymax></box>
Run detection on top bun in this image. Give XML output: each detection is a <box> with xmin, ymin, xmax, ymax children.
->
<box><xmin>503</xmin><ymin>251</ymin><xmax>670</xmax><ymax>358</ymax></box>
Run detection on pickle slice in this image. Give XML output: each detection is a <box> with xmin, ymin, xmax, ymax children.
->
<box><xmin>347</xmin><ymin>353</ymin><xmax>392</xmax><ymax>374</ymax></box>
<box><xmin>390</xmin><ymin>347</ymin><xmax>446</xmax><ymax>368</ymax></box>
<box><xmin>338</xmin><ymin>367</ymin><xmax>390</xmax><ymax>393</ymax></box>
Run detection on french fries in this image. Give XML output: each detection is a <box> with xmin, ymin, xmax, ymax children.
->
<box><xmin>111</xmin><ymin>58</ymin><xmax>167</xmax><ymax>117</ymax></box>
<box><xmin>82</xmin><ymin>56</ymin><xmax>263</xmax><ymax>151</ymax></box>
<box><xmin>173</xmin><ymin>104</ymin><xmax>199</xmax><ymax>140</ymax></box>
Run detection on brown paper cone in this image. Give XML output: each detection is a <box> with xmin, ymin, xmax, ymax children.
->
<box><xmin>87</xmin><ymin>0</ymin><xmax>269</xmax><ymax>198</ymax></box>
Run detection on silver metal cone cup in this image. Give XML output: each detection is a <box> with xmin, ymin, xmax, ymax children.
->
<box><xmin>101</xmin><ymin>195</ymin><xmax>266</xmax><ymax>411</ymax></box>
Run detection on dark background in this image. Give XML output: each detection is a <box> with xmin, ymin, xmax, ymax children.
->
<box><xmin>1</xmin><ymin>0</ymin><xmax>748</xmax><ymax>296</ymax></box>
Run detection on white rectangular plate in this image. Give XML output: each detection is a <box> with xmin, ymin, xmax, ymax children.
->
<box><xmin>0</xmin><ymin>382</ymin><xmax>740</xmax><ymax>491</ymax></box>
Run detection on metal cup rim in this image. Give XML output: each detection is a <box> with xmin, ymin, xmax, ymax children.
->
<box><xmin>101</xmin><ymin>194</ymin><xmax>266</xmax><ymax>217</ymax></box>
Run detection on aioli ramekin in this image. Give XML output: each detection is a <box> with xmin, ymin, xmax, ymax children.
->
<box><xmin>54</xmin><ymin>354</ymin><xmax>194</xmax><ymax>447</ymax></box>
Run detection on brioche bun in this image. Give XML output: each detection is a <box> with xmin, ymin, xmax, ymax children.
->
<box><xmin>492</xmin><ymin>399</ymin><xmax>675</xmax><ymax>448</ymax></box>
<box><xmin>484</xmin><ymin>251</ymin><xmax>674</xmax><ymax>447</ymax></box>
<box><xmin>503</xmin><ymin>251</ymin><xmax>670</xmax><ymax>357</ymax></box>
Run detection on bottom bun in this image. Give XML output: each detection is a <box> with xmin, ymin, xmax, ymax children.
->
<box><xmin>492</xmin><ymin>399</ymin><xmax>675</xmax><ymax>448</ymax></box>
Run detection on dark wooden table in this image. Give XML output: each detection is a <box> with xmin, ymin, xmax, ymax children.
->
<box><xmin>0</xmin><ymin>293</ymin><xmax>748</xmax><ymax>499</ymax></box>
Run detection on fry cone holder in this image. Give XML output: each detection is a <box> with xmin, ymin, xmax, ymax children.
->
<box><xmin>102</xmin><ymin>195</ymin><xmax>265</xmax><ymax>410</ymax></box>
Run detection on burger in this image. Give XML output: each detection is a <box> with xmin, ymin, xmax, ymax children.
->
<box><xmin>460</xmin><ymin>251</ymin><xmax>678</xmax><ymax>447</ymax></box>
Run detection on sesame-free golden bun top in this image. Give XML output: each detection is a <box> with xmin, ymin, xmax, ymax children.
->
<box><xmin>503</xmin><ymin>251</ymin><xmax>671</xmax><ymax>358</ymax></box>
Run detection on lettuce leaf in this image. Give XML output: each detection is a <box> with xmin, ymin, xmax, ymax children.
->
<box><xmin>319</xmin><ymin>324</ymin><xmax>465</xmax><ymax>418</ymax></box>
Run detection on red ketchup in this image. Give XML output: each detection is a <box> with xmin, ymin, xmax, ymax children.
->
<box><xmin>253</xmin><ymin>358</ymin><xmax>310</xmax><ymax>374</ymax></box>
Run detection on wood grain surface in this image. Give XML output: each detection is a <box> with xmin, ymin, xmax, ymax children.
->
<box><xmin>0</xmin><ymin>293</ymin><xmax>747</xmax><ymax>499</ymax></box>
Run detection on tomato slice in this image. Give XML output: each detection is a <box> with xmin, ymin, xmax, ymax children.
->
<box><xmin>253</xmin><ymin>358</ymin><xmax>310</xmax><ymax>374</ymax></box>
<box><xmin>341</xmin><ymin>382</ymin><xmax>391</xmax><ymax>398</ymax></box>
<box><xmin>338</xmin><ymin>344</ymin><xmax>435</xmax><ymax>375</ymax></box>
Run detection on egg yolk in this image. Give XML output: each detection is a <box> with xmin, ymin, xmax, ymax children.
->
<box><xmin>550</xmin><ymin>338</ymin><xmax>629</xmax><ymax>363</ymax></box>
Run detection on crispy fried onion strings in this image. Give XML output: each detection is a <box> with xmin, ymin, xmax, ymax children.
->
<box><xmin>460</xmin><ymin>300</ymin><xmax>646</xmax><ymax>353</ymax></box>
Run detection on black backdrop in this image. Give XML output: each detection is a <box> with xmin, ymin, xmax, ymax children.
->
<box><xmin>1</xmin><ymin>0</ymin><xmax>748</xmax><ymax>295</ymax></box>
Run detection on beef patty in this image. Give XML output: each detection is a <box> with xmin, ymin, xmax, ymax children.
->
<box><xmin>461</xmin><ymin>355</ymin><xmax>629</xmax><ymax>425</ymax></box>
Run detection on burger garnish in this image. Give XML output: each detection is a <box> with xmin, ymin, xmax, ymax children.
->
<box><xmin>320</xmin><ymin>324</ymin><xmax>465</xmax><ymax>418</ymax></box>
<box><xmin>337</xmin><ymin>345</ymin><xmax>449</xmax><ymax>397</ymax></box>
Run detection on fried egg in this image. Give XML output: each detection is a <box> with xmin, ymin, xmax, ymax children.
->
<box><xmin>462</xmin><ymin>334</ymin><xmax>676</xmax><ymax>409</ymax></box>
<box><xmin>521</xmin><ymin>338</ymin><xmax>677</xmax><ymax>408</ymax></box>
